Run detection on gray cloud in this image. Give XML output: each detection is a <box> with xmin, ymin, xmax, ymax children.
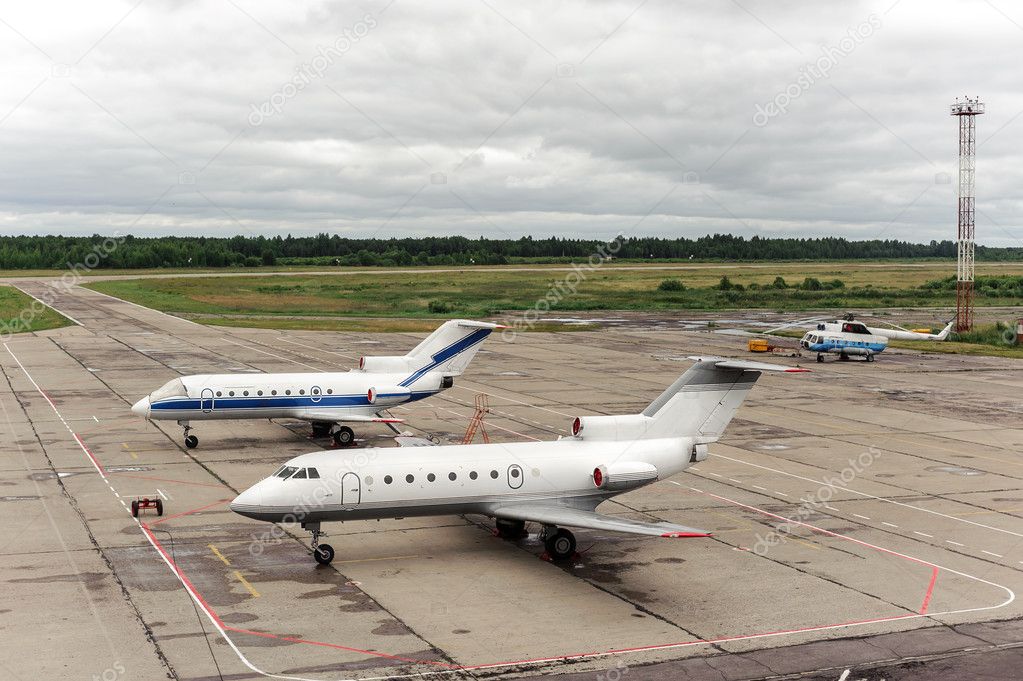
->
<box><xmin>0</xmin><ymin>0</ymin><xmax>1021</xmax><ymax>244</ymax></box>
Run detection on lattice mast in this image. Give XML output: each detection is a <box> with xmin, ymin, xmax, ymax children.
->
<box><xmin>950</xmin><ymin>96</ymin><xmax>984</xmax><ymax>332</ymax></box>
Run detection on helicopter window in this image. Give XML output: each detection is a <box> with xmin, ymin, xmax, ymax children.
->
<box><xmin>307</xmin><ymin>468</ymin><xmax>319</xmax><ymax>479</ymax></box>
<box><xmin>277</xmin><ymin>466</ymin><xmax>298</xmax><ymax>479</ymax></box>
<box><xmin>292</xmin><ymin>468</ymin><xmax>308</xmax><ymax>479</ymax></box>
<box><xmin>150</xmin><ymin>379</ymin><xmax>187</xmax><ymax>402</ymax></box>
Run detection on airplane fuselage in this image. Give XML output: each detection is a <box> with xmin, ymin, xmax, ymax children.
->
<box><xmin>230</xmin><ymin>435</ymin><xmax>697</xmax><ymax>524</ymax></box>
<box><xmin>133</xmin><ymin>370</ymin><xmax>447</xmax><ymax>422</ymax></box>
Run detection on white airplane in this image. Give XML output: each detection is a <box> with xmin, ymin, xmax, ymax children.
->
<box><xmin>131</xmin><ymin>320</ymin><xmax>500</xmax><ymax>448</ymax></box>
<box><xmin>797</xmin><ymin>318</ymin><xmax>953</xmax><ymax>363</ymax></box>
<box><xmin>230</xmin><ymin>357</ymin><xmax>806</xmax><ymax>565</ymax></box>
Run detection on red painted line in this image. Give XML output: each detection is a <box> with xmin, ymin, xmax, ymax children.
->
<box><xmin>109</xmin><ymin>472</ymin><xmax>227</xmax><ymax>489</ymax></box>
<box><xmin>920</xmin><ymin>567</ymin><xmax>940</xmax><ymax>614</ymax></box>
<box><xmin>73</xmin><ymin>433</ymin><xmax>106</xmax><ymax>475</ymax></box>
<box><xmin>148</xmin><ymin>499</ymin><xmax>231</xmax><ymax>526</ymax></box>
<box><xmin>701</xmin><ymin>490</ymin><xmax>938</xmax><ymax>569</ymax></box>
<box><xmin>140</xmin><ymin>524</ymin><xmax>223</xmax><ymax>627</ymax></box>
<box><xmin>223</xmin><ymin>626</ymin><xmax>458</xmax><ymax>668</ymax></box>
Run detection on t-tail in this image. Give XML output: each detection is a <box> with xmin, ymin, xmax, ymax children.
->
<box><xmin>571</xmin><ymin>357</ymin><xmax>808</xmax><ymax>442</ymax></box>
<box><xmin>358</xmin><ymin>320</ymin><xmax>501</xmax><ymax>385</ymax></box>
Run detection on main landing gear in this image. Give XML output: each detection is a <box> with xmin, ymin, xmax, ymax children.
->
<box><xmin>311</xmin><ymin>422</ymin><xmax>355</xmax><ymax>447</ymax></box>
<box><xmin>178</xmin><ymin>420</ymin><xmax>199</xmax><ymax>449</ymax></box>
<box><xmin>304</xmin><ymin>522</ymin><xmax>335</xmax><ymax>565</ymax></box>
<box><xmin>540</xmin><ymin>525</ymin><xmax>577</xmax><ymax>562</ymax></box>
<box><xmin>495</xmin><ymin>518</ymin><xmax>526</xmax><ymax>540</ymax></box>
<box><xmin>816</xmin><ymin>353</ymin><xmax>824</xmax><ymax>363</ymax></box>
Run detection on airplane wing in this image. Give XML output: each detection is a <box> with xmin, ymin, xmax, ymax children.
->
<box><xmin>297</xmin><ymin>410</ymin><xmax>403</xmax><ymax>424</ymax></box>
<box><xmin>490</xmin><ymin>504</ymin><xmax>711</xmax><ymax>538</ymax></box>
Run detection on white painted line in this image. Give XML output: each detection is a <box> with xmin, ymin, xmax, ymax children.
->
<box><xmin>824</xmin><ymin>505</ymin><xmax>839</xmax><ymax>512</ymax></box>
<box><xmin>716</xmin><ymin>453</ymin><xmax>1023</xmax><ymax>539</ymax></box>
<box><xmin>81</xmin><ymin>286</ymin><xmax>204</xmax><ymax>327</ymax></box>
<box><xmin>706</xmin><ymin>472</ymin><xmax>722</xmax><ymax>478</ymax></box>
<box><xmin>913</xmin><ymin>531</ymin><xmax>934</xmax><ymax>538</ymax></box>
<box><xmin>852</xmin><ymin>514</ymin><xmax>871</xmax><ymax>520</ymax></box>
<box><xmin>10</xmin><ymin>283</ymin><xmax>84</xmax><ymax>327</ymax></box>
<box><xmin>690</xmin><ymin>488</ymin><xmax>704</xmax><ymax>494</ymax></box>
<box><xmin>92</xmin><ymin>415</ymin><xmax>99</xmax><ymax>422</ymax></box>
<box><xmin>982</xmin><ymin>550</ymin><xmax>1003</xmax><ymax>558</ymax></box>
<box><xmin>157</xmin><ymin>488</ymin><xmax>168</xmax><ymax>501</ymax></box>
<box><xmin>727</xmin><ymin>478</ymin><xmax>742</xmax><ymax>484</ymax></box>
<box><xmin>947</xmin><ymin>540</ymin><xmax>965</xmax><ymax>547</ymax></box>
<box><xmin>776</xmin><ymin>492</ymin><xmax>789</xmax><ymax>497</ymax></box>
<box><xmin>753</xmin><ymin>485</ymin><xmax>767</xmax><ymax>491</ymax></box>
<box><xmin>882</xmin><ymin>522</ymin><xmax>899</xmax><ymax>528</ymax></box>
<box><xmin>220</xmin><ymin>337</ymin><xmax>324</xmax><ymax>372</ymax></box>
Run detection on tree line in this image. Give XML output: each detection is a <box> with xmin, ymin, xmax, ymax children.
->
<box><xmin>0</xmin><ymin>234</ymin><xmax>1019</xmax><ymax>269</ymax></box>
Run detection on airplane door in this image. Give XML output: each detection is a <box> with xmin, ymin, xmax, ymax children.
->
<box><xmin>310</xmin><ymin>385</ymin><xmax>322</xmax><ymax>403</ymax></box>
<box><xmin>507</xmin><ymin>464</ymin><xmax>523</xmax><ymax>489</ymax></box>
<box><xmin>200</xmin><ymin>388</ymin><xmax>214</xmax><ymax>413</ymax></box>
<box><xmin>340</xmin><ymin>472</ymin><xmax>361</xmax><ymax>505</ymax></box>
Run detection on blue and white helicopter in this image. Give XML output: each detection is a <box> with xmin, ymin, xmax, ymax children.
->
<box><xmin>797</xmin><ymin>315</ymin><xmax>953</xmax><ymax>362</ymax></box>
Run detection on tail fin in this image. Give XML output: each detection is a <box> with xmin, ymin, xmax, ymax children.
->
<box><xmin>400</xmin><ymin>320</ymin><xmax>500</xmax><ymax>381</ymax></box>
<box><xmin>572</xmin><ymin>357</ymin><xmax>806</xmax><ymax>442</ymax></box>
<box><xmin>933</xmin><ymin>320</ymin><xmax>954</xmax><ymax>341</ymax></box>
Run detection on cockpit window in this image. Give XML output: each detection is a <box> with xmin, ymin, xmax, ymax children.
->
<box><xmin>150</xmin><ymin>379</ymin><xmax>187</xmax><ymax>402</ymax></box>
<box><xmin>307</xmin><ymin>468</ymin><xmax>320</xmax><ymax>479</ymax></box>
<box><xmin>292</xmin><ymin>468</ymin><xmax>308</xmax><ymax>479</ymax></box>
<box><xmin>277</xmin><ymin>466</ymin><xmax>298</xmax><ymax>479</ymax></box>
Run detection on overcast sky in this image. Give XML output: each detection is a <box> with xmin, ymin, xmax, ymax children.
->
<box><xmin>1</xmin><ymin>0</ymin><xmax>1021</xmax><ymax>244</ymax></box>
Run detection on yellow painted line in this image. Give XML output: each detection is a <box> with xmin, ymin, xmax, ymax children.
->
<box><xmin>121</xmin><ymin>442</ymin><xmax>139</xmax><ymax>459</ymax></box>
<box><xmin>333</xmin><ymin>554</ymin><xmax>420</xmax><ymax>565</ymax></box>
<box><xmin>207</xmin><ymin>543</ymin><xmax>231</xmax><ymax>566</ymax></box>
<box><xmin>233</xmin><ymin>570</ymin><xmax>260</xmax><ymax>598</ymax></box>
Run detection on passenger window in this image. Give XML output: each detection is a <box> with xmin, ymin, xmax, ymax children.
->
<box><xmin>216</xmin><ymin>391</ymin><xmax>222</xmax><ymax>397</ymax></box>
<box><xmin>469</xmin><ymin>471</ymin><xmax>478</xmax><ymax>480</ymax></box>
<box><xmin>229</xmin><ymin>391</ymin><xmax>235</xmax><ymax>396</ymax></box>
<box><xmin>243</xmin><ymin>390</ymin><xmax>249</xmax><ymax>396</ymax></box>
<box><xmin>292</xmin><ymin>469</ymin><xmax>308</xmax><ymax>479</ymax></box>
<box><xmin>511</xmin><ymin>468</ymin><xmax>520</xmax><ymax>478</ymax></box>
<box><xmin>405</xmin><ymin>474</ymin><xmax>414</xmax><ymax>483</ymax></box>
<box><xmin>490</xmin><ymin>470</ymin><xmax>499</xmax><ymax>479</ymax></box>
<box><xmin>427</xmin><ymin>473</ymin><xmax>436</xmax><ymax>482</ymax></box>
<box><xmin>384</xmin><ymin>475</ymin><xmax>393</xmax><ymax>484</ymax></box>
<box><xmin>271</xmin><ymin>390</ymin><xmax>277</xmax><ymax>395</ymax></box>
<box><xmin>448</xmin><ymin>472</ymin><xmax>457</xmax><ymax>481</ymax></box>
<box><xmin>285</xmin><ymin>390</ymin><xmax>291</xmax><ymax>395</ymax></box>
<box><xmin>327</xmin><ymin>389</ymin><xmax>333</xmax><ymax>394</ymax></box>
<box><xmin>307</xmin><ymin>468</ymin><xmax>319</xmax><ymax>479</ymax></box>
<box><xmin>257</xmin><ymin>390</ymin><xmax>263</xmax><ymax>396</ymax></box>
<box><xmin>299</xmin><ymin>389</ymin><xmax>305</xmax><ymax>395</ymax></box>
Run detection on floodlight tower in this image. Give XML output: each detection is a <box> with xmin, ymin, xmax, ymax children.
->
<box><xmin>950</xmin><ymin>96</ymin><xmax>984</xmax><ymax>332</ymax></box>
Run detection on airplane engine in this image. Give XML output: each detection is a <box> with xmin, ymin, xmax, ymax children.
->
<box><xmin>592</xmin><ymin>462</ymin><xmax>659</xmax><ymax>491</ymax></box>
<box><xmin>367</xmin><ymin>386</ymin><xmax>412</xmax><ymax>405</ymax></box>
<box><xmin>571</xmin><ymin>414</ymin><xmax>654</xmax><ymax>441</ymax></box>
<box><xmin>359</xmin><ymin>356</ymin><xmax>414</xmax><ymax>373</ymax></box>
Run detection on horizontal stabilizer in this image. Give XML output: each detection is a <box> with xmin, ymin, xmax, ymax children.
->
<box><xmin>491</xmin><ymin>504</ymin><xmax>711</xmax><ymax>538</ymax></box>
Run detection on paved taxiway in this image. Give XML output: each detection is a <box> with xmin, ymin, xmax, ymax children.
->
<box><xmin>2</xmin><ymin>281</ymin><xmax>1022</xmax><ymax>680</ymax></box>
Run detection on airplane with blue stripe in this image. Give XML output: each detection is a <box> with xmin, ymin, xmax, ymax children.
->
<box><xmin>130</xmin><ymin>320</ymin><xmax>501</xmax><ymax>448</ymax></box>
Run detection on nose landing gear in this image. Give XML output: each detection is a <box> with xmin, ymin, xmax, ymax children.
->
<box><xmin>178</xmin><ymin>420</ymin><xmax>199</xmax><ymax>449</ymax></box>
<box><xmin>304</xmin><ymin>522</ymin><xmax>335</xmax><ymax>565</ymax></box>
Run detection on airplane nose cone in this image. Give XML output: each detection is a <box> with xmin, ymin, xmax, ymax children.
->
<box><xmin>229</xmin><ymin>486</ymin><xmax>262</xmax><ymax>517</ymax></box>
<box><xmin>131</xmin><ymin>396</ymin><xmax>151</xmax><ymax>418</ymax></box>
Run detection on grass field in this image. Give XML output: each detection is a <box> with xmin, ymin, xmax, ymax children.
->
<box><xmin>82</xmin><ymin>262</ymin><xmax>1023</xmax><ymax>322</ymax></box>
<box><xmin>0</xmin><ymin>286</ymin><xmax>73</xmax><ymax>336</ymax></box>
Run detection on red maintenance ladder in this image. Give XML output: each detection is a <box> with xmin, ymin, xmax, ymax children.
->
<box><xmin>462</xmin><ymin>393</ymin><xmax>491</xmax><ymax>445</ymax></box>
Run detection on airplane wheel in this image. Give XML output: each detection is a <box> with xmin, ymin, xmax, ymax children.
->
<box><xmin>544</xmin><ymin>529</ymin><xmax>576</xmax><ymax>561</ymax></box>
<box><xmin>314</xmin><ymin>544</ymin><xmax>335</xmax><ymax>565</ymax></box>
<box><xmin>816</xmin><ymin>354</ymin><xmax>824</xmax><ymax>363</ymax></box>
<box><xmin>155</xmin><ymin>499</ymin><xmax>164</xmax><ymax>516</ymax></box>
<box><xmin>184</xmin><ymin>435</ymin><xmax>199</xmax><ymax>449</ymax></box>
<box><xmin>131</xmin><ymin>500</ymin><xmax>139</xmax><ymax>517</ymax></box>
<box><xmin>496</xmin><ymin>518</ymin><xmax>525</xmax><ymax>540</ymax></box>
<box><xmin>866</xmin><ymin>354</ymin><xmax>874</xmax><ymax>362</ymax></box>
<box><xmin>333</xmin><ymin>427</ymin><xmax>355</xmax><ymax>447</ymax></box>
